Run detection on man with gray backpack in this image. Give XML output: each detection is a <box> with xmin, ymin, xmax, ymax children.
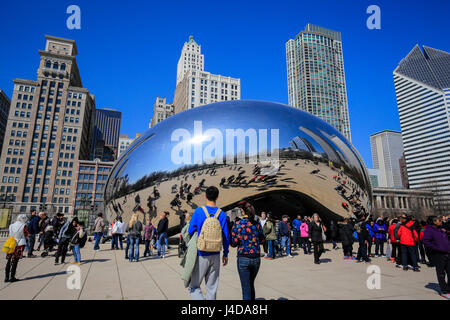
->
<box><xmin>188</xmin><ymin>186</ymin><xmax>230</xmax><ymax>300</ymax></box>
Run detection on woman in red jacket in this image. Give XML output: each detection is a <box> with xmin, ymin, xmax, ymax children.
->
<box><xmin>396</xmin><ymin>216</ymin><xmax>420</xmax><ymax>272</ymax></box>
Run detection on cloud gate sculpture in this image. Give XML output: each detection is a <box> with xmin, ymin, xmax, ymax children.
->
<box><xmin>104</xmin><ymin>100</ymin><xmax>372</xmax><ymax>235</ymax></box>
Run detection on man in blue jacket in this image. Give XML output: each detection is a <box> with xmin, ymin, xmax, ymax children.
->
<box><xmin>278</xmin><ymin>215</ymin><xmax>293</xmax><ymax>258</ymax></box>
<box><xmin>27</xmin><ymin>210</ymin><xmax>40</xmax><ymax>258</ymax></box>
<box><xmin>292</xmin><ymin>215</ymin><xmax>302</xmax><ymax>250</ymax></box>
<box><xmin>188</xmin><ymin>186</ymin><xmax>229</xmax><ymax>300</ymax></box>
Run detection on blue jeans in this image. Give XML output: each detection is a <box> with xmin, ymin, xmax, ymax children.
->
<box><xmin>144</xmin><ymin>240</ymin><xmax>152</xmax><ymax>256</ymax></box>
<box><xmin>72</xmin><ymin>245</ymin><xmax>81</xmax><ymax>263</ymax></box>
<box><xmin>237</xmin><ymin>256</ymin><xmax>261</xmax><ymax>300</ymax></box>
<box><xmin>267</xmin><ymin>240</ymin><xmax>275</xmax><ymax>259</ymax></box>
<box><xmin>125</xmin><ymin>234</ymin><xmax>133</xmax><ymax>258</ymax></box>
<box><xmin>93</xmin><ymin>232</ymin><xmax>102</xmax><ymax>250</ymax></box>
<box><xmin>280</xmin><ymin>236</ymin><xmax>290</xmax><ymax>255</ymax></box>
<box><xmin>157</xmin><ymin>232</ymin><xmax>167</xmax><ymax>256</ymax></box>
<box><xmin>129</xmin><ymin>236</ymin><xmax>140</xmax><ymax>261</ymax></box>
<box><xmin>112</xmin><ymin>234</ymin><xmax>123</xmax><ymax>249</ymax></box>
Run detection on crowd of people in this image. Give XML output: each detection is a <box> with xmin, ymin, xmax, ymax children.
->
<box><xmin>3</xmin><ymin>187</ymin><xmax>450</xmax><ymax>300</ymax></box>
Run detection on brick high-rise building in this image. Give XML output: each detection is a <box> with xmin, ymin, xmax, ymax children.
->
<box><xmin>0</xmin><ymin>35</ymin><xmax>96</xmax><ymax>215</ymax></box>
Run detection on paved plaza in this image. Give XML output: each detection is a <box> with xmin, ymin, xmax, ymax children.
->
<box><xmin>0</xmin><ymin>239</ymin><xmax>444</xmax><ymax>300</ymax></box>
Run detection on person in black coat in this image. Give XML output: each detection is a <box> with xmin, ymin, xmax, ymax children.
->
<box><xmin>356</xmin><ymin>223</ymin><xmax>371</xmax><ymax>263</ymax></box>
<box><xmin>338</xmin><ymin>219</ymin><xmax>354</xmax><ymax>259</ymax></box>
<box><xmin>308</xmin><ymin>213</ymin><xmax>327</xmax><ymax>264</ymax></box>
<box><xmin>329</xmin><ymin>220</ymin><xmax>338</xmax><ymax>250</ymax></box>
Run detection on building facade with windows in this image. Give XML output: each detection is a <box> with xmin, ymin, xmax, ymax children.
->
<box><xmin>173</xmin><ymin>36</ymin><xmax>241</xmax><ymax>115</ymax></box>
<box><xmin>74</xmin><ymin>158</ymin><xmax>113</xmax><ymax>213</ymax></box>
<box><xmin>286</xmin><ymin>24</ymin><xmax>351</xmax><ymax>142</ymax></box>
<box><xmin>0</xmin><ymin>35</ymin><xmax>96</xmax><ymax>215</ymax></box>
<box><xmin>370</xmin><ymin>130</ymin><xmax>404</xmax><ymax>188</ymax></box>
<box><xmin>393</xmin><ymin>45</ymin><xmax>450</xmax><ymax>209</ymax></box>
<box><xmin>91</xmin><ymin>108</ymin><xmax>122</xmax><ymax>161</ymax></box>
<box><xmin>117</xmin><ymin>133</ymin><xmax>141</xmax><ymax>158</ymax></box>
<box><xmin>0</xmin><ymin>89</ymin><xmax>11</xmax><ymax>156</ymax></box>
<box><xmin>149</xmin><ymin>97</ymin><xmax>174</xmax><ymax>127</ymax></box>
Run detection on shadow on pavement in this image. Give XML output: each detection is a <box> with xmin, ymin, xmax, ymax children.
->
<box><xmin>22</xmin><ymin>271</ymin><xmax>68</xmax><ymax>281</ymax></box>
<box><xmin>82</xmin><ymin>258</ymin><xmax>110</xmax><ymax>264</ymax></box>
<box><xmin>425</xmin><ymin>282</ymin><xmax>441</xmax><ymax>294</ymax></box>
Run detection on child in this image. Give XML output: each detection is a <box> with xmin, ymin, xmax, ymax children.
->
<box><xmin>70</xmin><ymin>221</ymin><xmax>87</xmax><ymax>265</ymax></box>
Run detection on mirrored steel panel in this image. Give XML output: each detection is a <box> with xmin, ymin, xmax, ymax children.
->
<box><xmin>105</xmin><ymin>100</ymin><xmax>372</xmax><ymax>235</ymax></box>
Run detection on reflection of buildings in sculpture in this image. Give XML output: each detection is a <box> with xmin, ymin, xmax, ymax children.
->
<box><xmin>321</xmin><ymin>130</ymin><xmax>364</xmax><ymax>170</ymax></box>
<box><xmin>299</xmin><ymin>126</ymin><xmax>342</xmax><ymax>164</ymax></box>
<box><xmin>290</xmin><ymin>136</ymin><xmax>316</xmax><ymax>153</ymax></box>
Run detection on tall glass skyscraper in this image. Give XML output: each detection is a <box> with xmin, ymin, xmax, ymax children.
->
<box><xmin>286</xmin><ymin>24</ymin><xmax>351</xmax><ymax>142</ymax></box>
<box><xmin>394</xmin><ymin>45</ymin><xmax>450</xmax><ymax>210</ymax></box>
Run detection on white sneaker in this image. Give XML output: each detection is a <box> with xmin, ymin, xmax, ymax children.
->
<box><xmin>263</xmin><ymin>253</ymin><xmax>268</xmax><ymax>257</ymax></box>
<box><xmin>161</xmin><ymin>255</ymin><xmax>165</xmax><ymax>259</ymax></box>
<box><xmin>288</xmin><ymin>254</ymin><xmax>293</xmax><ymax>258</ymax></box>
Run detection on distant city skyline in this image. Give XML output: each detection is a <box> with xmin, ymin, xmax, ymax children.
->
<box><xmin>1</xmin><ymin>0</ymin><xmax>450</xmax><ymax>168</ymax></box>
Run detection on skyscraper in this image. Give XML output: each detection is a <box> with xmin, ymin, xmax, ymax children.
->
<box><xmin>0</xmin><ymin>35</ymin><xmax>96</xmax><ymax>214</ymax></box>
<box><xmin>286</xmin><ymin>24</ymin><xmax>351</xmax><ymax>141</ymax></box>
<box><xmin>173</xmin><ymin>36</ymin><xmax>241</xmax><ymax>114</ymax></box>
<box><xmin>149</xmin><ymin>97</ymin><xmax>174</xmax><ymax>127</ymax></box>
<box><xmin>176</xmin><ymin>36</ymin><xmax>205</xmax><ymax>86</ymax></box>
<box><xmin>370</xmin><ymin>130</ymin><xmax>404</xmax><ymax>188</ymax></box>
<box><xmin>91</xmin><ymin>108</ymin><xmax>122</xmax><ymax>161</ymax></box>
<box><xmin>393</xmin><ymin>45</ymin><xmax>450</xmax><ymax>208</ymax></box>
<box><xmin>0</xmin><ymin>89</ymin><xmax>11</xmax><ymax>155</ymax></box>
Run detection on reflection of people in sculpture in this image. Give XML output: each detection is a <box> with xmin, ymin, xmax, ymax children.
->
<box><xmin>152</xmin><ymin>187</ymin><xmax>160</xmax><ymax>199</ymax></box>
<box><xmin>170</xmin><ymin>194</ymin><xmax>181</xmax><ymax>209</ymax></box>
<box><xmin>171</xmin><ymin>184</ymin><xmax>177</xmax><ymax>193</ymax></box>
<box><xmin>187</xmin><ymin>192</ymin><xmax>194</xmax><ymax>204</ymax></box>
<box><xmin>219</xmin><ymin>177</ymin><xmax>226</xmax><ymax>187</ymax></box>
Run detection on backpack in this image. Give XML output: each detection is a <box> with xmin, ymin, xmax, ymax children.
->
<box><xmin>197</xmin><ymin>206</ymin><xmax>223</xmax><ymax>252</ymax></box>
<box><xmin>79</xmin><ymin>231</ymin><xmax>88</xmax><ymax>248</ymax></box>
<box><xmin>2</xmin><ymin>236</ymin><xmax>17</xmax><ymax>255</ymax></box>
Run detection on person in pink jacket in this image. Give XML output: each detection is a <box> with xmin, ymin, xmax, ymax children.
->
<box><xmin>300</xmin><ymin>218</ymin><xmax>311</xmax><ymax>255</ymax></box>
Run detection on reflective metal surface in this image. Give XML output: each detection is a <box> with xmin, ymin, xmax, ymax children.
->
<box><xmin>105</xmin><ymin>100</ymin><xmax>371</xmax><ymax>234</ymax></box>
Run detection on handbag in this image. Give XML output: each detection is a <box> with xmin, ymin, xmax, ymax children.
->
<box><xmin>321</xmin><ymin>225</ymin><xmax>326</xmax><ymax>241</ymax></box>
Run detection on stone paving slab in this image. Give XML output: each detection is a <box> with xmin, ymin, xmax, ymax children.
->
<box><xmin>0</xmin><ymin>239</ymin><xmax>445</xmax><ymax>300</ymax></box>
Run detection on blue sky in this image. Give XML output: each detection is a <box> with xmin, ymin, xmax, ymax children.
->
<box><xmin>1</xmin><ymin>0</ymin><xmax>449</xmax><ymax>168</ymax></box>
